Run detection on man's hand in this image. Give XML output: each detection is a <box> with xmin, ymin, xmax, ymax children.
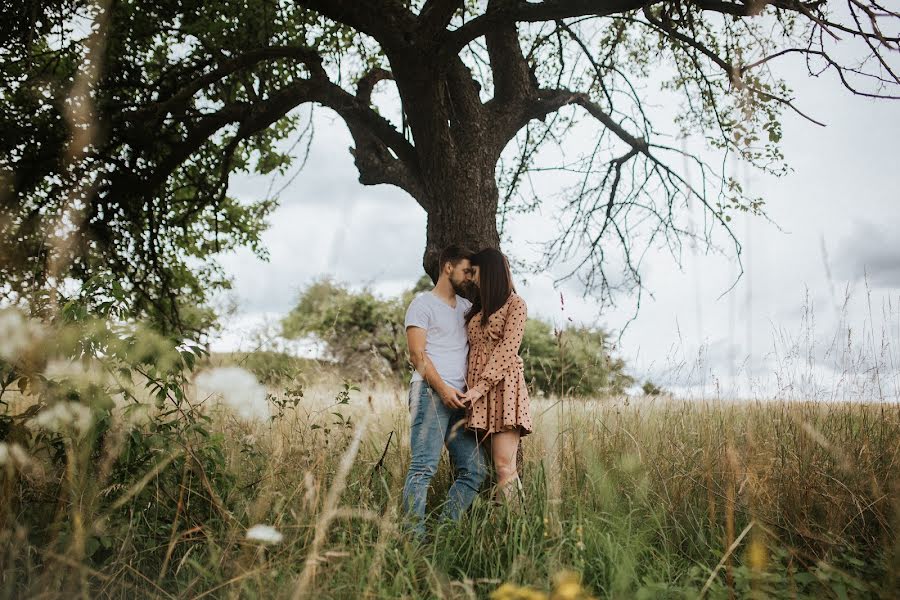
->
<box><xmin>408</xmin><ymin>325</ymin><xmax>466</xmax><ymax>410</ymax></box>
<box><xmin>438</xmin><ymin>386</ymin><xmax>466</xmax><ymax>410</ymax></box>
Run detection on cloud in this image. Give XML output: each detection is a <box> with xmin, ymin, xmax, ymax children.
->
<box><xmin>216</xmin><ymin>201</ymin><xmax>340</xmax><ymax>314</ymax></box>
<box><xmin>833</xmin><ymin>221</ymin><xmax>900</xmax><ymax>288</ymax></box>
<box><xmin>324</xmin><ymin>188</ymin><xmax>427</xmax><ymax>284</ymax></box>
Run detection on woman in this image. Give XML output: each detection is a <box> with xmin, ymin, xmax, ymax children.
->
<box><xmin>460</xmin><ymin>248</ymin><xmax>533</xmax><ymax>502</ymax></box>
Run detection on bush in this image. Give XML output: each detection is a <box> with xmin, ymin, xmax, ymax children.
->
<box><xmin>641</xmin><ymin>380</ymin><xmax>665</xmax><ymax>396</ymax></box>
<box><xmin>281</xmin><ymin>279</ymin><xmax>411</xmax><ymax>380</ymax></box>
<box><xmin>522</xmin><ymin>319</ymin><xmax>634</xmax><ymax>397</ymax></box>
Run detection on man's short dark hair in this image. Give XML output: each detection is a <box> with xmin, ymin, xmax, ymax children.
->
<box><xmin>437</xmin><ymin>244</ymin><xmax>473</xmax><ymax>275</ymax></box>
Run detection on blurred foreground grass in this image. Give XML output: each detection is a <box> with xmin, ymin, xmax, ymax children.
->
<box><xmin>2</xmin><ymin>362</ymin><xmax>897</xmax><ymax>599</ymax></box>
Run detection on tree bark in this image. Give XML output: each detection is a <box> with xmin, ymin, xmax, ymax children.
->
<box><xmin>381</xmin><ymin>44</ymin><xmax>504</xmax><ymax>280</ymax></box>
<box><xmin>421</xmin><ymin>154</ymin><xmax>501</xmax><ymax>281</ymax></box>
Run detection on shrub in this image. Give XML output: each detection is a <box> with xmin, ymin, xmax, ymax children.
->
<box><xmin>521</xmin><ymin>319</ymin><xmax>633</xmax><ymax>397</ymax></box>
<box><xmin>281</xmin><ymin>278</ymin><xmax>410</xmax><ymax>380</ymax></box>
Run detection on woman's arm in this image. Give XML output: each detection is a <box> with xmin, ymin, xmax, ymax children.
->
<box><xmin>463</xmin><ymin>296</ymin><xmax>527</xmax><ymax>402</ymax></box>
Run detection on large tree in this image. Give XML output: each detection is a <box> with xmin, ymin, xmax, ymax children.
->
<box><xmin>2</xmin><ymin>0</ymin><xmax>897</xmax><ymax>330</ymax></box>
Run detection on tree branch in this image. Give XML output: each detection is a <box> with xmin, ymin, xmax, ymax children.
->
<box><xmin>295</xmin><ymin>0</ymin><xmax>418</xmax><ymax>52</ymax></box>
<box><xmin>418</xmin><ymin>0</ymin><xmax>465</xmax><ymax>40</ymax></box>
<box><xmin>136</xmin><ymin>45</ymin><xmax>326</xmax><ymax>122</ymax></box>
<box><xmin>357</xmin><ymin>67</ymin><xmax>395</xmax><ymax>104</ymax></box>
<box><xmin>109</xmin><ymin>60</ymin><xmax>422</xmax><ymax>212</ymax></box>
<box><xmin>484</xmin><ymin>0</ymin><xmax>536</xmax><ymax>104</ymax></box>
<box><xmin>642</xmin><ymin>6</ymin><xmax>736</xmax><ymax>79</ymax></box>
<box><xmin>445</xmin><ymin>0</ymin><xmax>651</xmax><ymax>52</ymax></box>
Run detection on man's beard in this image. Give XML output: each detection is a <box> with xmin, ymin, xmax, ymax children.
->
<box><xmin>450</xmin><ymin>278</ymin><xmax>471</xmax><ymax>297</ymax></box>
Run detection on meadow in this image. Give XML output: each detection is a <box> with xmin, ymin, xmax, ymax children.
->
<box><xmin>4</xmin><ymin>2</ymin><xmax>899</xmax><ymax>596</ymax></box>
<box><xmin>1</xmin><ymin>350</ymin><xmax>897</xmax><ymax>599</ymax></box>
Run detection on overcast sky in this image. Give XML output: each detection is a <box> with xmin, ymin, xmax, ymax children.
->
<box><xmin>214</xmin><ymin>61</ymin><xmax>900</xmax><ymax>401</ymax></box>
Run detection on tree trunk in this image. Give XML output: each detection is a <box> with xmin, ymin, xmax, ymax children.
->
<box><xmin>421</xmin><ymin>152</ymin><xmax>501</xmax><ymax>281</ymax></box>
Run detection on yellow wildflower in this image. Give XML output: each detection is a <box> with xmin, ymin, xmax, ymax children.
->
<box><xmin>553</xmin><ymin>582</ymin><xmax>582</xmax><ymax>600</ymax></box>
<box><xmin>491</xmin><ymin>582</ymin><xmax>549</xmax><ymax>600</ymax></box>
<box><xmin>748</xmin><ymin>537</ymin><xmax>768</xmax><ymax>571</ymax></box>
<box><xmin>491</xmin><ymin>583</ymin><xmax>520</xmax><ymax>600</ymax></box>
<box><xmin>550</xmin><ymin>570</ymin><xmax>596</xmax><ymax>600</ymax></box>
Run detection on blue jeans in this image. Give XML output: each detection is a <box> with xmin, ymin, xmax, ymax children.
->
<box><xmin>401</xmin><ymin>380</ymin><xmax>487</xmax><ymax>537</ymax></box>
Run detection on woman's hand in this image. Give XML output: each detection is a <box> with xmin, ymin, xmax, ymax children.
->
<box><xmin>461</xmin><ymin>388</ymin><xmax>482</xmax><ymax>405</ymax></box>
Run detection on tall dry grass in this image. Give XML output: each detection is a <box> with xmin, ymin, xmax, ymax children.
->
<box><xmin>0</xmin><ymin>337</ymin><xmax>897</xmax><ymax>599</ymax></box>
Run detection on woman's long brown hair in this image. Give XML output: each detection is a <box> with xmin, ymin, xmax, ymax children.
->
<box><xmin>465</xmin><ymin>248</ymin><xmax>516</xmax><ymax>327</ymax></box>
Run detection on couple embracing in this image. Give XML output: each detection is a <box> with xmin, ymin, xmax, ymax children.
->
<box><xmin>402</xmin><ymin>245</ymin><xmax>533</xmax><ymax>538</ymax></box>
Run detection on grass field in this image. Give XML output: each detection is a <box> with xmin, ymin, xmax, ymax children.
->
<box><xmin>3</xmin><ymin>371</ymin><xmax>897</xmax><ymax>599</ymax></box>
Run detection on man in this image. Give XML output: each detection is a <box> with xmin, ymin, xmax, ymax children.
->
<box><xmin>402</xmin><ymin>244</ymin><xmax>486</xmax><ymax>538</ymax></box>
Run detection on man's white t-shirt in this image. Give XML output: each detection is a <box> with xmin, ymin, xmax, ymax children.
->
<box><xmin>404</xmin><ymin>291</ymin><xmax>472</xmax><ymax>391</ymax></box>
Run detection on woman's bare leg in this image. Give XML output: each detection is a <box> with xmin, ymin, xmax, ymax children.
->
<box><xmin>491</xmin><ymin>428</ymin><xmax>522</xmax><ymax>502</ymax></box>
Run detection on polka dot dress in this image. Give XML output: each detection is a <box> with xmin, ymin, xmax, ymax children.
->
<box><xmin>465</xmin><ymin>292</ymin><xmax>533</xmax><ymax>436</ymax></box>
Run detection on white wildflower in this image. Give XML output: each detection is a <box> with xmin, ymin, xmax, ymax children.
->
<box><xmin>9</xmin><ymin>443</ymin><xmax>31</xmax><ymax>467</ymax></box>
<box><xmin>44</xmin><ymin>359</ymin><xmax>91</xmax><ymax>379</ymax></box>
<box><xmin>246</xmin><ymin>524</ymin><xmax>283</xmax><ymax>544</ymax></box>
<box><xmin>194</xmin><ymin>367</ymin><xmax>270</xmax><ymax>421</ymax></box>
<box><xmin>0</xmin><ymin>309</ymin><xmax>43</xmax><ymax>362</ymax></box>
<box><xmin>123</xmin><ymin>401</ymin><xmax>152</xmax><ymax>427</ymax></box>
<box><xmin>0</xmin><ymin>442</ymin><xmax>32</xmax><ymax>469</ymax></box>
<box><xmin>26</xmin><ymin>401</ymin><xmax>93</xmax><ymax>436</ymax></box>
<box><xmin>44</xmin><ymin>359</ymin><xmax>111</xmax><ymax>392</ymax></box>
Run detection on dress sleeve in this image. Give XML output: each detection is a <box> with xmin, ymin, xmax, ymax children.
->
<box><xmin>470</xmin><ymin>296</ymin><xmax>527</xmax><ymax>398</ymax></box>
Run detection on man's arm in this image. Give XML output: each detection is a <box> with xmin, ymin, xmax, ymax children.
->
<box><xmin>406</xmin><ymin>326</ymin><xmax>465</xmax><ymax>409</ymax></box>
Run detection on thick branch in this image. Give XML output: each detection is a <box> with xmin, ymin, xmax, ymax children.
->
<box><xmin>446</xmin><ymin>0</ymin><xmax>651</xmax><ymax>51</ymax></box>
<box><xmin>357</xmin><ymin>67</ymin><xmax>394</xmax><ymax>104</ymax></box>
<box><xmin>318</xmin><ymin>78</ymin><xmax>416</xmax><ymax>168</ymax></box>
<box><xmin>295</xmin><ymin>0</ymin><xmax>418</xmax><ymax>52</ymax></box>
<box><xmin>494</xmin><ymin>86</ymin><xmax>649</xmax><ymax>159</ymax></box>
<box><xmin>418</xmin><ymin>0</ymin><xmax>465</xmax><ymax>40</ymax></box>
<box><xmin>484</xmin><ymin>0</ymin><xmax>536</xmax><ymax>104</ymax></box>
<box><xmin>112</xmin><ymin>65</ymin><xmax>421</xmax><ymax>210</ymax></box>
<box><xmin>570</xmin><ymin>93</ymin><xmax>649</xmax><ymax>153</ymax></box>
<box><xmin>348</xmin><ymin>69</ymin><xmax>424</xmax><ymax>200</ymax></box>
<box><xmin>138</xmin><ymin>46</ymin><xmax>326</xmax><ymax>121</ymax></box>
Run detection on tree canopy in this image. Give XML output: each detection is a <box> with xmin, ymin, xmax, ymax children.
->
<box><xmin>2</xmin><ymin>1</ymin><xmax>897</xmax><ymax>331</ymax></box>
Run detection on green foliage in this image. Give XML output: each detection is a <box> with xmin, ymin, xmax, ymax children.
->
<box><xmin>641</xmin><ymin>380</ymin><xmax>664</xmax><ymax>396</ymax></box>
<box><xmin>521</xmin><ymin>319</ymin><xmax>633</xmax><ymax>397</ymax></box>
<box><xmin>269</xmin><ymin>380</ymin><xmax>304</xmax><ymax>420</ymax></box>
<box><xmin>281</xmin><ymin>278</ymin><xmax>410</xmax><ymax>380</ymax></box>
<box><xmin>1</xmin><ymin>0</ymin><xmax>357</xmax><ymax>329</ymax></box>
